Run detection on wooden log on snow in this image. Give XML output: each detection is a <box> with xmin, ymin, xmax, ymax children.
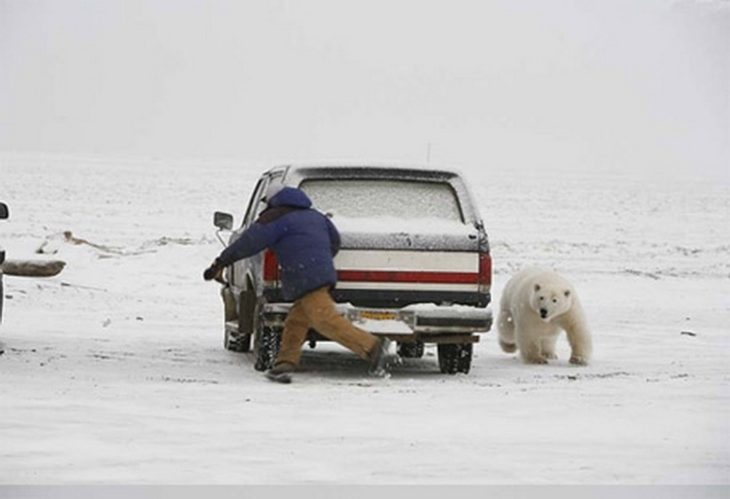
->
<box><xmin>1</xmin><ymin>259</ymin><xmax>66</xmax><ymax>277</ymax></box>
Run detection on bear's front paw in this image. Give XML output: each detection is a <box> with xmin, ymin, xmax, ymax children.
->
<box><xmin>524</xmin><ymin>356</ymin><xmax>548</xmax><ymax>365</ymax></box>
<box><xmin>569</xmin><ymin>355</ymin><xmax>589</xmax><ymax>366</ymax></box>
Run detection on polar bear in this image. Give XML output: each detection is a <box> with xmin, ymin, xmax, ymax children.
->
<box><xmin>498</xmin><ymin>267</ymin><xmax>592</xmax><ymax>365</ymax></box>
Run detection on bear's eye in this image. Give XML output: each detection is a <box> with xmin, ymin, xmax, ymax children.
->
<box><xmin>552</xmin><ymin>298</ymin><xmax>557</xmax><ymax>303</ymax></box>
<box><xmin>539</xmin><ymin>296</ymin><xmax>544</xmax><ymax>301</ymax></box>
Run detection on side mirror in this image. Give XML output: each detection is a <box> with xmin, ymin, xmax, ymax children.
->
<box><xmin>213</xmin><ymin>211</ymin><xmax>233</xmax><ymax>231</ymax></box>
<box><xmin>0</xmin><ymin>202</ymin><xmax>8</xmax><ymax>220</ymax></box>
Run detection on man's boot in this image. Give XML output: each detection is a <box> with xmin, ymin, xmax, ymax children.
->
<box><xmin>368</xmin><ymin>337</ymin><xmax>393</xmax><ymax>377</ymax></box>
<box><xmin>265</xmin><ymin>362</ymin><xmax>296</xmax><ymax>383</ymax></box>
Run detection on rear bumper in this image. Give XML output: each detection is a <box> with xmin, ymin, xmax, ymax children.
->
<box><xmin>260</xmin><ymin>301</ymin><xmax>493</xmax><ymax>338</ymax></box>
<box><xmin>265</xmin><ymin>288</ymin><xmax>491</xmax><ymax>308</ymax></box>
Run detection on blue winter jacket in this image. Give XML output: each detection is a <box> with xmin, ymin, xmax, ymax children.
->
<box><xmin>217</xmin><ymin>187</ymin><xmax>341</xmax><ymax>301</ymax></box>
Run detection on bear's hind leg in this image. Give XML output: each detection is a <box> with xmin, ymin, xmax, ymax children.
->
<box><xmin>497</xmin><ymin>309</ymin><xmax>517</xmax><ymax>353</ymax></box>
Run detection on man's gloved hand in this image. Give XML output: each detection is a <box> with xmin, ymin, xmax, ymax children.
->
<box><xmin>203</xmin><ymin>259</ymin><xmax>224</xmax><ymax>282</ymax></box>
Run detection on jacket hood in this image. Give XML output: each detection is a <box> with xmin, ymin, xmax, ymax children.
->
<box><xmin>268</xmin><ymin>187</ymin><xmax>312</xmax><ymax>209</ymax></box>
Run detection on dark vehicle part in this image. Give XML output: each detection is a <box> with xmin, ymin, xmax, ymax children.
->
<box><xmin>398</xmin><ymin>341</ymin><xmax>425</xmax><ymax>358</ymax></box>
<box><xmin>437</xmin><ymin>343</ymin><xmax>473</xmax><ymax>374</ymax></box>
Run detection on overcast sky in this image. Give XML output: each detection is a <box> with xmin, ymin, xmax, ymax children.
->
<box><xmin>0</xmin><ymin>0</ymin><xmax>727</xmax><ymax>176</ymax></box>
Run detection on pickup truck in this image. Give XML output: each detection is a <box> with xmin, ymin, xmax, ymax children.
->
<box><xmin>212</xmin><ymin>165</ymin><xmax>493</xmax><ymax>374</ymax></box>
<box><xmin>0</xmin><ymin>202</ymin><xmax>8</xmax><ymax>324</ymax></box>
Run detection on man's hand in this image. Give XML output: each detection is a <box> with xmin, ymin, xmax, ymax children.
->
<box><xmin>203</xmin><ymin>259</ymin><xmax>224</xmax><ymax>282</ymax></box>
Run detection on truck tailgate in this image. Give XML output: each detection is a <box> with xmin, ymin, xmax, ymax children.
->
<box><xmin>330</xmin><ymin>223</ymin><xmax>490</xmax><ymax>308</ymax></box>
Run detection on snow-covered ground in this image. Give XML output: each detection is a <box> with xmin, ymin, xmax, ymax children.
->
<box><xmin>0</xmin><ymin>155</ymin><xmax>728</xmax><ymax>484</ymax></box>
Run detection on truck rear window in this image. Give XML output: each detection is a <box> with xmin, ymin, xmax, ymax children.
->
<box><xmin>299</xmin><ymin>179</ymin><xmax>463</xmax><ymax>222</ymax></box>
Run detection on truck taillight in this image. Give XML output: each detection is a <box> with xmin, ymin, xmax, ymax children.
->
<box><xmin>478</xmin><ymin>252</ymin><xmax>492</xmax><ymax>293</ymax></box>
<box><xmin>263</xmin><ymin>250</ymin><xmax>279</xmax><ymax>283</ymax></box>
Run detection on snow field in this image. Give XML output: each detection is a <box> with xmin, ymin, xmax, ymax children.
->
<box><xmin>0</xmin><ymin>155</ymin><xmax>728</xmax><ymax>483</ymax></box>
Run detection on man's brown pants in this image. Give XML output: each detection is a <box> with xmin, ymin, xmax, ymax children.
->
<box><xmin>275</xmin><ymin>286</ymin><xmax>379</xmax><ymax>368</ymax></box>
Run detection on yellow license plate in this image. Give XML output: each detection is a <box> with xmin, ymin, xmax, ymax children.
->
<box><xmin>359</xmin><ymin>311</ymin><xmax>398</xmax><ymax>321</ymax></box>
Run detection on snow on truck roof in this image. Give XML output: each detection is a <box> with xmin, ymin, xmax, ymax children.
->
<box><xmin>268</xmin><ymin>164</ymin><xmax>481</xmax><ymax>225</ymax></box>
<box><xmin>268</xmin><ymin>163</ymin><xmax>463</xmax><ymax>181</ymax></box>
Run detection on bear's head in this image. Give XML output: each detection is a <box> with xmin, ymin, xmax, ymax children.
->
<box><xmin>530</xmin><ymin>282</ymin><xmax>572</xmax><ymax>322</ymax></box>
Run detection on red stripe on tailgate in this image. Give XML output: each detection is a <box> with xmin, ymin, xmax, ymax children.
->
<box><xmin>337</xmin><ymin>270</ymin><xmax>479</xmax><ymax>284</ymax></box>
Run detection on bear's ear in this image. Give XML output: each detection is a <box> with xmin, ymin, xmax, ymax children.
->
<box><xmin>564</xmin><ymin>290</ymin><xmax>571</xmax><ymax>297</ymax></box>
<box><xmin>534</xmin><ymin>284</ymin><xmax>541</xmax><ymax>292</ymax></box>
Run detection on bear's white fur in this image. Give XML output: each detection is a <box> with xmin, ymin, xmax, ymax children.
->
<box><xmin>498</xmin><ymin>267</ymin><xmax>592</xmax><ymax>365</ymax></box>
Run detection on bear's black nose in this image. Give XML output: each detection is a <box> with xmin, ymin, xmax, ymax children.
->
<box><xmin>539</xmin><ymin>308</ymin><xmax>548</xmax><ymax>318</ymax></box>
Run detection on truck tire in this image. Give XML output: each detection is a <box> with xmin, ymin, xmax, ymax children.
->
<box><xmin>254</xmin><ymin>324</ymin><xmax>281</xmax><ymax>372</ymax></box>
<box><xmin>437</xmin><ymin>343</ymin><xmax>472</xmax><ymax>374</ymax></box>
<box><xmin>398</xmin><ymin>341</ymin><xmax>424</xmax><ymax>358</ymax></box>
<box><xmin>224</xmin><ymin>330</ymin><xmax>251</xmax><ymax>353</ymax></box>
